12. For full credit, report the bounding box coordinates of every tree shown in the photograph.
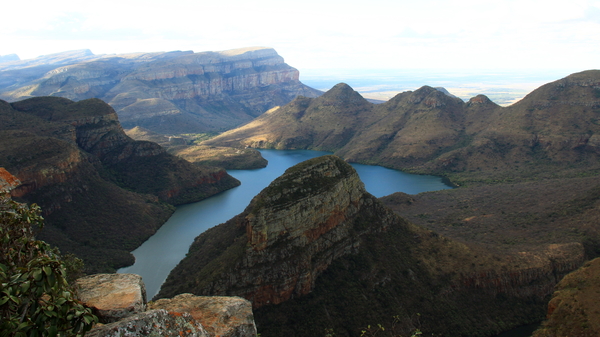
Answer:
[0,194,98,337]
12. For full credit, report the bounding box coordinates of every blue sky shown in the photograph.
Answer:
[1,0,599,72]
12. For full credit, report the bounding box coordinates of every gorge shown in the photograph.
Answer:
[2,55,600,336]
[155,155,584,337]
[119,149,453,299]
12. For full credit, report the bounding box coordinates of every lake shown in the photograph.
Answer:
[118,149,453,299]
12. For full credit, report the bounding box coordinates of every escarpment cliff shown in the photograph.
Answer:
[0,97,239,272]
[157,155,584,337]
[0,47,322,134]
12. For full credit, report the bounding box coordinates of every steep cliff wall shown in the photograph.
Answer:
[158,155,395,307]
[157,155,585,337]
[533,257,600,337]
[0,97,240,272]
[0,47,322,134]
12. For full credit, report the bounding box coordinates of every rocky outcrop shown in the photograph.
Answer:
[455,243,585,298]
[77,273,256,337]
[157,155,396,308]
[76,274,147,323]
[0,97,239,272]
[0,47,322,134]
[0,167,20,194]
[150,294,257,337]
[533,257,600,337]
[87,309,209,337]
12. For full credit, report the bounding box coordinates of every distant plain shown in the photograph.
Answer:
[300,68,582,105]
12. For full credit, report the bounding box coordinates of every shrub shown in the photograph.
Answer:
[0,195,97,336]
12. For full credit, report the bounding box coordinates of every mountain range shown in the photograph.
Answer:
[205,70,600,184]
[0,47,322,134]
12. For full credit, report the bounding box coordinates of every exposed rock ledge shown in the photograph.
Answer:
[76,273,257,337]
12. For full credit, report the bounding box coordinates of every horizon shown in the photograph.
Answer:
[1,0,599,72]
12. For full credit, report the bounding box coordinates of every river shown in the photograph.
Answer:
[118,149,453,299]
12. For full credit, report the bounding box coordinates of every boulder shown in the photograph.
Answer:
[86,309,208,337]
[76,273,146,323]
[149,293,257,337]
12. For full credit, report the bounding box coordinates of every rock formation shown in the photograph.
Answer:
[76,274,147,323]
[0,47,322,134]
[0,97,240,272]
[157,155,584,336]
[205,70,600,181]
[533,257,600,337]
[76,273,257,337]
[0,54,19,63]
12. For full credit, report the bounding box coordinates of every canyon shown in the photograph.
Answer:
[0,96,239,272]
[2,57,600,336]
[157,155,585,337]
[0,47,322,134]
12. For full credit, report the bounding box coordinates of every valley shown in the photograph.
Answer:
[1,47,600,336]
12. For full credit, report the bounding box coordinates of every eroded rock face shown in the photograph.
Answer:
[76,273,147,323]
[158,155,397,308]
[533,257,600,337]
[86,309,209,337]
[77,274,257,337]
[150,294,257,337]
[0,47,322,134]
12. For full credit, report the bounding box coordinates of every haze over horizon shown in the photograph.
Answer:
[1,0,599,73]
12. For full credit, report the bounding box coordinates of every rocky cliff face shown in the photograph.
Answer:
[533,257,600,337]
[0,47,322,134]
[0,97,240,272]
[76,273,257,337]
[158,155,395,308]
[157,155,585,337]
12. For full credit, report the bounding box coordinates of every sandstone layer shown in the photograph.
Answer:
[76,274,147,323]
[0,47,322,134]
[76,273,256,337]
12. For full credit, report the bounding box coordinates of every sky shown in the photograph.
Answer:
[1,0,599,72]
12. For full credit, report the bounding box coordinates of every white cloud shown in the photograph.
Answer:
[1,0,599,71]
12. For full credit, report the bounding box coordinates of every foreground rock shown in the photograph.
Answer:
[150,294,257,337]
[87,309,209,337]
[76,274,147,323]
[77,274,256,337]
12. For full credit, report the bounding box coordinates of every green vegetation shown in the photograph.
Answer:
[0,195,97,336]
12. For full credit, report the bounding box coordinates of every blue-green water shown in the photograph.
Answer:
[118,150,452,299]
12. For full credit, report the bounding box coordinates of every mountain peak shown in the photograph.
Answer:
[248,155,366,250]
[315,82,370,108]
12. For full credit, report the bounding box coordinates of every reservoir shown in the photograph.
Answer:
[118,149,453,299]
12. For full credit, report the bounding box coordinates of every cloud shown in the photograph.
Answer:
[1,0,599,70]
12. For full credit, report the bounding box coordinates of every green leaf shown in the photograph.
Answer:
[47,325,57,337]
[32,268,42,281]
